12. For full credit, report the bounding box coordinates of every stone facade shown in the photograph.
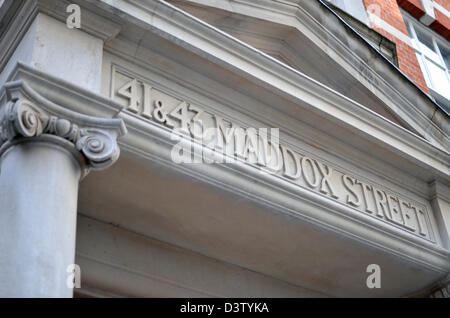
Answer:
[0,0,449,298]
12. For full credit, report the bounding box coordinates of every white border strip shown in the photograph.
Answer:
[433,1,450,19]
[367,12,414,47]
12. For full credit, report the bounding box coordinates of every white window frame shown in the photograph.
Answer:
[402,11,450,101]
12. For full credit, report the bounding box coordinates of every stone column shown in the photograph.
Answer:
[0,82,126,297]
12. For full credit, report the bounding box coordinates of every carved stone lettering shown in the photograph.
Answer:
[301,156,320,188]
[111,69,434,242]
[342,175,361,208]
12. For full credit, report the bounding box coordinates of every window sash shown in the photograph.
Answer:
[406,19,450,98]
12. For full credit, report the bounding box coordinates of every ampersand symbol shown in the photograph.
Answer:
[153,100,167,123]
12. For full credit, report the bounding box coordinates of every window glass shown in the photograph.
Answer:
[404,15,450,104]
[425,59,450,98]
[415,28,434,51]
[416,53,432,87]
[415,29,441,64]
[439,44,450,70]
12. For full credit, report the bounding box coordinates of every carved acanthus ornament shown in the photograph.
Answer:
[0,81,125,175]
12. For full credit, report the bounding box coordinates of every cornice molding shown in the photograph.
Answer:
[161,0,449,148]
[0,78,126,177]
[105,39,435,200]
[37,0,122,41]
[0,0,38,75]
[89,0,450,180]
[117,110,450,274]
[430,180,450,203]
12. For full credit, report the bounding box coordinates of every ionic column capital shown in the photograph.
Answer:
[0,80,126,177]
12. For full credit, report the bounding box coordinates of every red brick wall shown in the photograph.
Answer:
[431,10,450,40]
[397,0,425,19]
[363,0,430,93]
[434,0,450,12]
[431,0,450,40]
[398,0,450,41]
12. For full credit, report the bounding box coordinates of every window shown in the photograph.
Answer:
[405,16,450,103]
[439,44,450,74]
